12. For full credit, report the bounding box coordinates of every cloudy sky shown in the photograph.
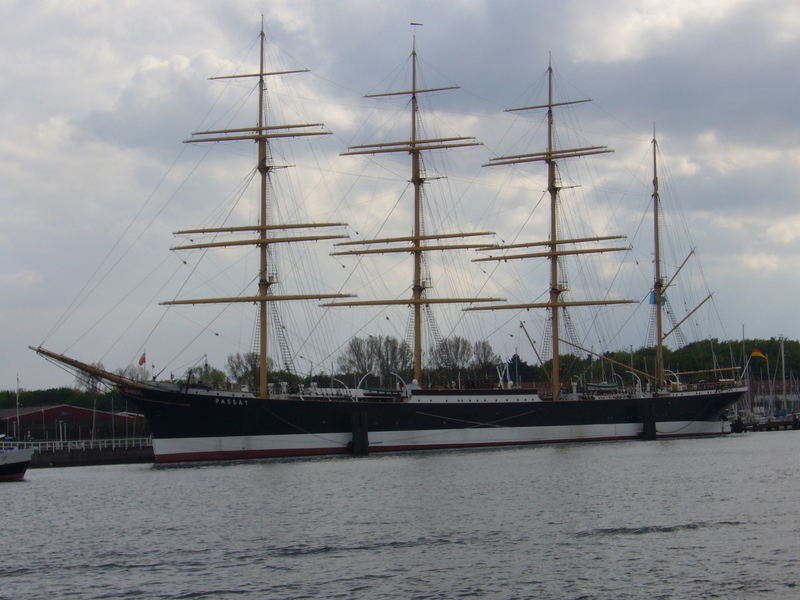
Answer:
[3,0,800,390]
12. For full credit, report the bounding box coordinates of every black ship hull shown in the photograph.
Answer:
[120,385,746,463]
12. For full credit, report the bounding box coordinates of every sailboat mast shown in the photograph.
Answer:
[546,64,561,401]
[652,135,665,389]
[161,26,348,397]
[257,28,270,399]
[411,38,424,382]
[471,61,630,399]
[331,30,494,387]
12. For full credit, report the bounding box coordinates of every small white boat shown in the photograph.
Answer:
[0,446,34,482]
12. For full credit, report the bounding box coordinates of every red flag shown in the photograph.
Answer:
[139,351,146,366]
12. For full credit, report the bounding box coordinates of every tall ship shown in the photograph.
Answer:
[33,29,746,462]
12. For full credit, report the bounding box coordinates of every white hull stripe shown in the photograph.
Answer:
[153,420,729,462]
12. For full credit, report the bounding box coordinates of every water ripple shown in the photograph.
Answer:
[575,520,743,537]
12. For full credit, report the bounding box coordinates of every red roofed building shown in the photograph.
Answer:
[0,405,148,441]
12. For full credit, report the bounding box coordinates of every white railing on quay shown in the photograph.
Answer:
[0,438,153,452]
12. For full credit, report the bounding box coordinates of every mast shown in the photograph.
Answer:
[161,27,351,399]
[650,134,717,388]
[781,335,786,412]
[469,61,632,401]
[410,34,423,381]
[652,134,665,389]
[257,28,269,399]
[326,28,501,383]
[545,63,561,400]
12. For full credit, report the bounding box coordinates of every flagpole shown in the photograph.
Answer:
[138,350,147,380]
[748,347,769,416]
[15,374,21,440]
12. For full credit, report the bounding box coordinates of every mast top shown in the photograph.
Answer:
[411,22,423,51]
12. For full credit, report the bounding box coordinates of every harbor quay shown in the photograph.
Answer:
[0,438,153,468]
[730,415,800,433]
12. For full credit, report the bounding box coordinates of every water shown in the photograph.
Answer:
[4,433,800,599]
